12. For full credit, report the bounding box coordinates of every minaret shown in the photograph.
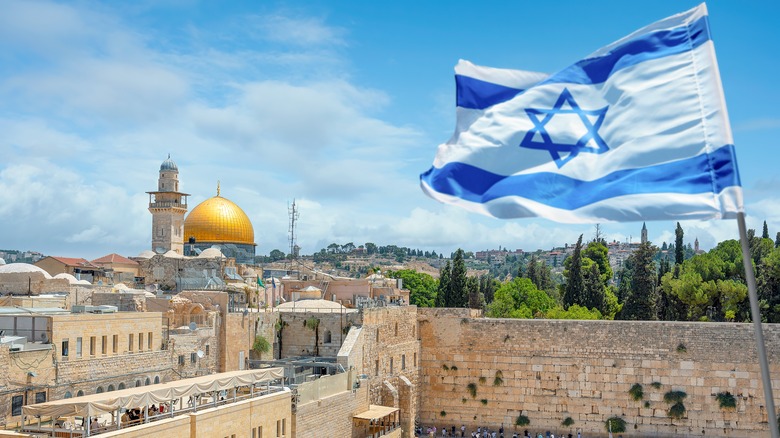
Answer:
[147,155,189,254]
[641,222,648,244]
[695,237,700,253]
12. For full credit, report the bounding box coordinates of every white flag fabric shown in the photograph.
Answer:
[420,3,743,223]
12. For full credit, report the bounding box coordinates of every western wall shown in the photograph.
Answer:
[417,308,780,437]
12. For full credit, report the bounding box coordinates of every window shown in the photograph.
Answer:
[191,353,197,363]
[61,339,69,357]
[118,383,125,390]
[128,334,134,352]
[375,360,379,376]
[77,390,84,397]
[107,385,115,392]
[35,391,46,403]
[395,322,398,336]
[90,336,96,356]
[64,391,72,399]
[135,380,141,388]
[376,328,379,342]
[402,354,406,370]
[277,420,281,437]
[253,426,263,438]
[96,386,104,394]
[76,337,82,357]
[145,378,151,386]
[414,352,417,367]
[138,333,143,351]
[11,395,23,416]
[148,332,153,350]
[390,357,394,374]
[113,335,118,353]
[283,419,286,436]
[178,355,185,366]
[324,330,332,344]
[205,345,210,356]
[101,336,107,355]
[154,376,160,384]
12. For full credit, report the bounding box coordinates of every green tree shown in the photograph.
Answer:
[436,261,450,308]
[269,249,286,261]
[621,242,659,320]
[583,240,613,284]
[449,249,468,307]
[675,223,685,265]
[545,304,602,320]
[583,262,605,312]
[486,278,556,318]
[467,276,483,309]
[479,274,498,305]
[365,242,377,255]
[388,269,438,307]
[758,247,780,322]
[763,221,770,239]
[563,235,585,309]
[775,232,780,249]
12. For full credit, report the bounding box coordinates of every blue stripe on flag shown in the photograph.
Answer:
[457,16,711,110]
[420,144,739,210]
[456,75,523,110]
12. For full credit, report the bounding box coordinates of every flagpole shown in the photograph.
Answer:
[738,212,779,438]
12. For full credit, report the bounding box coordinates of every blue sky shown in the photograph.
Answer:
[1,0,778,260]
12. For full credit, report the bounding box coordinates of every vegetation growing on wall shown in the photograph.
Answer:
[515,415,530,426]
[605,417,626,433]
[628,383,643,401]
[716,392,736,409]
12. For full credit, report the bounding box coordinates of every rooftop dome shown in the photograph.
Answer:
[160,154,178,172]
[53,273,80,284]
[198,247,225,259]
[0,258,5,265]
[184,194,255,246]
[0,263,52,278]
[137,250,156,259]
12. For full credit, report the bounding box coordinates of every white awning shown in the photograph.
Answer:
[23,368,284,419]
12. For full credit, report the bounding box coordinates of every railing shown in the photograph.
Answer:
[149,201,187,209]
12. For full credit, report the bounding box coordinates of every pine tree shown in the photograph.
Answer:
[776,232,780,249]
[563,235,585,309]
[583,262,605,311]
[675,223,684,265]
[763,221,770,239]
[467,276,483,309]
[479,274,497,304]
[449,249,468,307]
[436,261,450,308]
[621,242,659,320]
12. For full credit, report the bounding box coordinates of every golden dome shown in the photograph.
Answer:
[184,195,255,246]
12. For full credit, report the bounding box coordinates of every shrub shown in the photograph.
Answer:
[480,399,488,405]
[467,383,477,398]
[479,376,486,384]
[461,398,467,403]
[562,417,574,427]
[651,381,662,389]
[515,415,530,426]
[252,335,270,355]
[442,364,449,371]
[664,390,687,404]
[440,410,447,417]
[629,383,644,401]
[716,392,736,409]
[605,417,626,433]
[494,370,504,386]
[668,402,686,419]
[451,365,458,371]
[644,401,650,408]
[676,343,687,353]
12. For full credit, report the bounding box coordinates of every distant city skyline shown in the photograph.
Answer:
[1,1,778,260]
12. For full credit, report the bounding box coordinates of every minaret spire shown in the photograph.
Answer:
[217,181,221,196]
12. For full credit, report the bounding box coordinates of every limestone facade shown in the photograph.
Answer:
[418,309,780,437]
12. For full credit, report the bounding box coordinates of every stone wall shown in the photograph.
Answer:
[277,310,362,358]
[294,382,369,438]
[418,310,780,437]
[169,328,218,377]
[223,312,253,371]
[361,306,421,438]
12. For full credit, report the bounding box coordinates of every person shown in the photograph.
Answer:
[462,425,466,437]
[452,426,456,436]
[500,424,504,435]
[121,410,129,425]
[90,417,99,432]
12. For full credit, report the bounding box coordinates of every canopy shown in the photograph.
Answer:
[23,368,284,419]
[353,405,399,421]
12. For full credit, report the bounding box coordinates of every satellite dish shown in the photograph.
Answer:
[188,322,197,331]
[197,350,205,358]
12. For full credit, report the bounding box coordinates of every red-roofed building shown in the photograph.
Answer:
[34,256,106,284]
[91,253,141,285]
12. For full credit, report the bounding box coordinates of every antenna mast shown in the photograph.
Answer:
[287,200,300,272]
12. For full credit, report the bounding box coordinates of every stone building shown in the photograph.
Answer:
[34,257,105,284]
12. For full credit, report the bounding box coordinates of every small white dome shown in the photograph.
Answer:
[163,250,184,259]
[0,258,5,265]
[0,263,53,278]
[76,279,92,285]
[198,248,224,259]
[53,273,80,284]
[137,250,156,259]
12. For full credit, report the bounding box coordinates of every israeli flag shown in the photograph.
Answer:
[420,3,743,223]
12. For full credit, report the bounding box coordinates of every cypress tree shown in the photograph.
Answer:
[436,261,450,308]
[776,232,780,249]
[450,249,468,307]
[675,223,684,265]
[564,235,585,309]
[763,221,770,239]
[583,262,605,311]
[621,242,659,320]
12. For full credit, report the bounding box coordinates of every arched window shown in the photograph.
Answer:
[96,387,104,394]
[118,383,126,390]
[64,391,72,399]
[324,330,332,344]
[107,385,115,392]
[154,376,160,384]
[145,378,151,386]
[135,380,141,388]
[77,390,84,397]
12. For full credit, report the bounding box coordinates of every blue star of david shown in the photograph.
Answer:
[520,88,609,168]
